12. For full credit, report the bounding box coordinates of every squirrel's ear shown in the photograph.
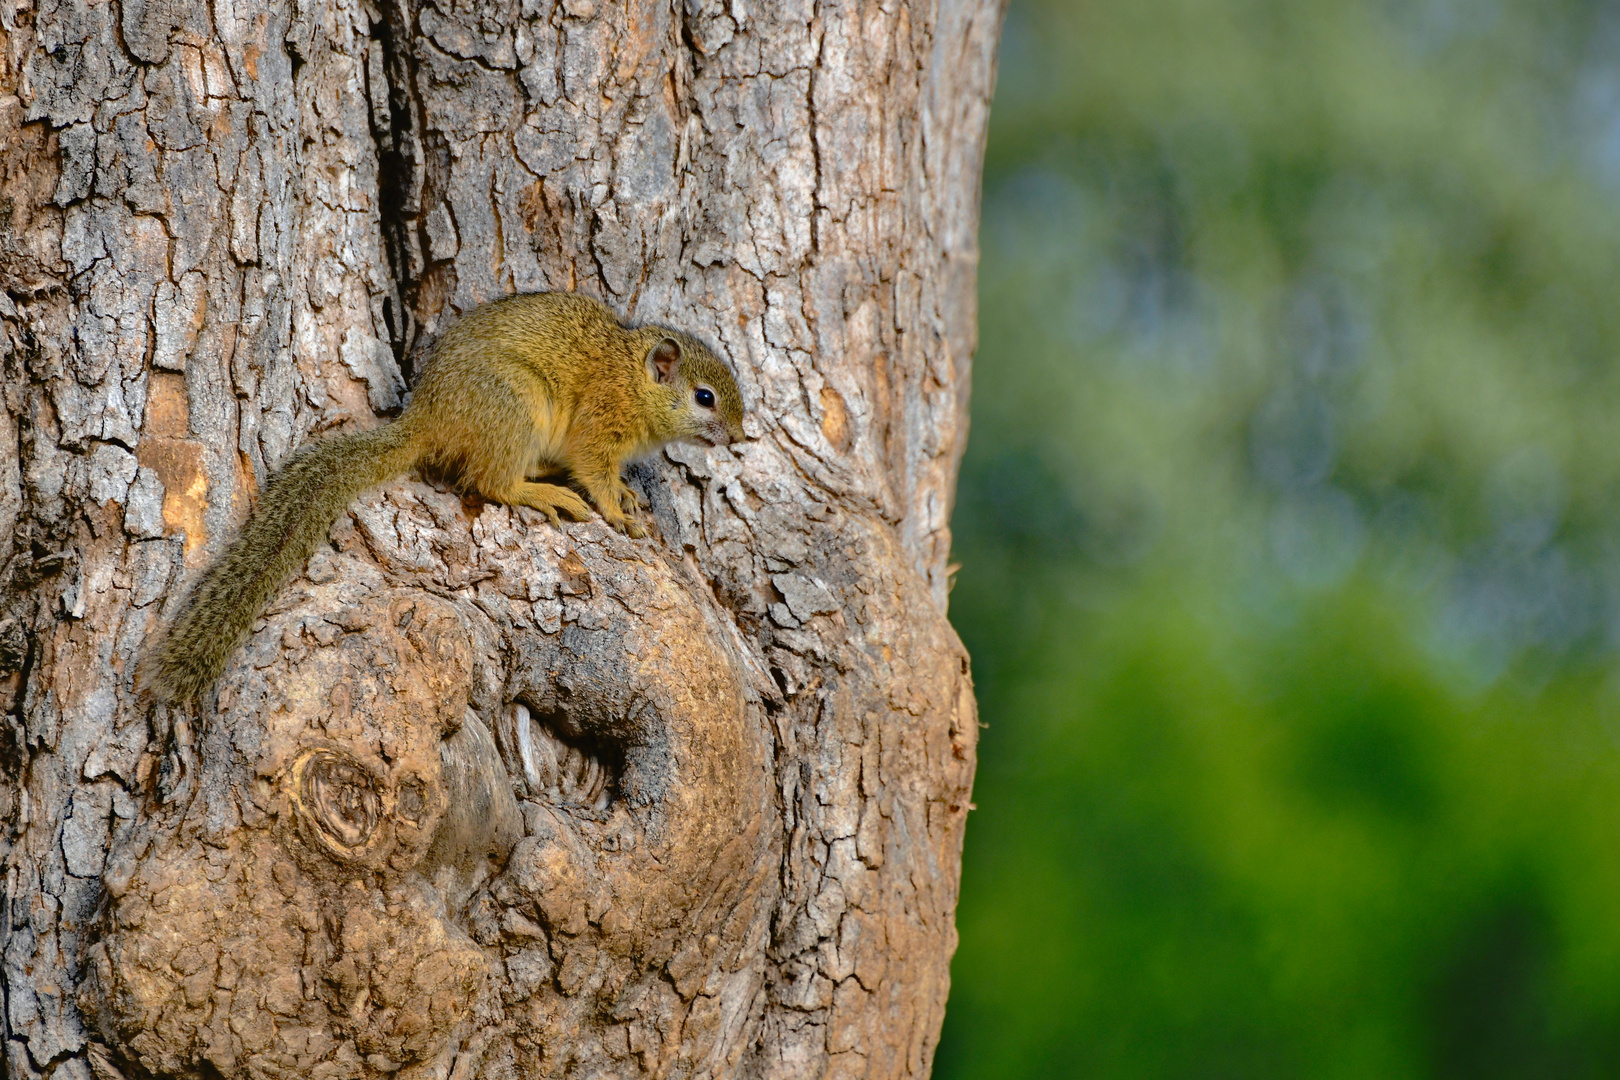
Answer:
[647,338,682,384]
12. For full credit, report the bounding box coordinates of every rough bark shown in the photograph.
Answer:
[0,0,1000,1077]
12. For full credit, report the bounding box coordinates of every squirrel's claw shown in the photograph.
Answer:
[604,510,649,539]
[617,486,646,514]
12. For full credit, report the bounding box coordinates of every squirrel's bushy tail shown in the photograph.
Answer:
[143,422,422,706]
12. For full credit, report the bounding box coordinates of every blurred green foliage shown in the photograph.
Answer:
[936,1,1620,1076]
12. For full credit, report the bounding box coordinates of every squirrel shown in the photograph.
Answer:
[141,291,745,707]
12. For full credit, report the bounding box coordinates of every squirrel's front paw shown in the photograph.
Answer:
[600,505,649,539]
[614,514,649,539]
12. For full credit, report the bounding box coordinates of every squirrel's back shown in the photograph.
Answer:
[414,293,646,404]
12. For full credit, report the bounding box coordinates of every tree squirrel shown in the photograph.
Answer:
[142,291,745,706]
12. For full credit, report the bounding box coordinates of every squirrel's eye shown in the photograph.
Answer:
[694,387,716,409]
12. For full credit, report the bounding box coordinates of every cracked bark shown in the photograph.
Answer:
[0,0,1001,1077]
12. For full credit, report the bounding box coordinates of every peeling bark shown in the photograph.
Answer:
[0,0,1001,1077]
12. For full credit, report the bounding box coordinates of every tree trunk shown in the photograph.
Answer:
[0,0,1000,1077]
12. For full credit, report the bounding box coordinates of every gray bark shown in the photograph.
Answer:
[0,1,1001,1077]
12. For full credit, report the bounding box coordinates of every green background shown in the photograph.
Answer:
[936,1,1620,1076]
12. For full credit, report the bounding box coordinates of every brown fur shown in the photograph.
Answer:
[142,292,745,706]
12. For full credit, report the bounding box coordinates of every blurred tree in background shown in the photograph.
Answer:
[937,1,1620,1077]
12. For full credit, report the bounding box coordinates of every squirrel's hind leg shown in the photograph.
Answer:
[500,481,593,528]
